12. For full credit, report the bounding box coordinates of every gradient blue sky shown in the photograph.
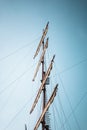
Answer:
[0,0,87,130]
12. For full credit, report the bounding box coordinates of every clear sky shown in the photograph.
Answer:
[0,0,87,130]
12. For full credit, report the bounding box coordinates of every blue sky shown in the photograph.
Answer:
[0,0,87,130]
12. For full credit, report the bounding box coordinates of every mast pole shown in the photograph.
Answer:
[29,22,58,130]
[42,40,46,130]
[42,23,49,130]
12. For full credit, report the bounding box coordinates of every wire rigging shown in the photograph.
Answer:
[49,74,67,130]
[58,95,71,130]
[0,46,34,86]
[0,36,40,62]
[59,57,87,74]
[46,50,87,130]
[60,91,87,129]
[56,69,82,130]
[3,91,38,130]
[53,57,84,130]
[51,105,57,130]
[0,67,33,112]
[0,63,35,95]
[52,102,66,130]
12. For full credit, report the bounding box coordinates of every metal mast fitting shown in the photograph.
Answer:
[32,38,49,81]
[25,124,27,130]
[34,84,58,130]
[30,55,55,114]
[33,22,49,59]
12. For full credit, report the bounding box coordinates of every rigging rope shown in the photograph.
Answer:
[59,58,87,74]
[0,36,40,62]
[60,92,87,129]
[3,92,37,130]
[56,69,82,130]
[0,63,35,95]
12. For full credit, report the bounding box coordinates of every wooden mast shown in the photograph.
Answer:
[42,39,45,130]
[30,22,58,130]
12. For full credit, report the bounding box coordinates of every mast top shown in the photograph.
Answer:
[33,22,49,59]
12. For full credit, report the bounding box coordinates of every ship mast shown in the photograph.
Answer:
[30,22,58,130]
[42,39,45,130]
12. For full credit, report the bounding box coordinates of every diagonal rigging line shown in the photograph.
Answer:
[3,93,36,130]
[0,36,40,62]
[59,58,87,74]
[53,62,82,130]
[0,47,34,86]
[52,102,66,130]
[58,95,71,130]
[52,105,58,130]
[58,75,82,130]
[60,91,87,129]
[49,76,66,130]
[0,66,33,112]
[0,64,34,95]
